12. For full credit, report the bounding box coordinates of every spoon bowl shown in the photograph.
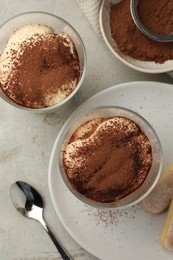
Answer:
[10,181,72,260]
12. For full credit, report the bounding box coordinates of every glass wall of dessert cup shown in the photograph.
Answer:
[0,12,86,113]
[57,106,162,209]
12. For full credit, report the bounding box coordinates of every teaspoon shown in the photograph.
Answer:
[10,181,72,260]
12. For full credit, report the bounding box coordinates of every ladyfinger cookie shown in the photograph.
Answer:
[141,164,173,214]
[160,198,173,251]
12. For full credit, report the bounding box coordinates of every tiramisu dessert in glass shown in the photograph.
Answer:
[59,107,162,209]
[0,12,86,112]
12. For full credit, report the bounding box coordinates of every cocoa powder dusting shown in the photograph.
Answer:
[82,204,141,229]
[138,0,173,35]
[110,0,173,63]
[0,33,80,108]
[64,117,152,203]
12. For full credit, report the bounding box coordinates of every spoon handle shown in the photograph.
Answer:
[46,228,72,260]
[41,219,72,260]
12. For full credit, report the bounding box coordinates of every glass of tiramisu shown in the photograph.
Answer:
[0,12,86,112]
[55,106,162,209]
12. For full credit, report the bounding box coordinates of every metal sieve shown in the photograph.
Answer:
[130,0,173,42]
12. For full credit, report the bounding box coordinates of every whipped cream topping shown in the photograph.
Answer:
[63,117,152,203]
[0,24,53,86]
[0,24,80,108]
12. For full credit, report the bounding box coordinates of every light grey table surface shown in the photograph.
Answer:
[0,1,172,260]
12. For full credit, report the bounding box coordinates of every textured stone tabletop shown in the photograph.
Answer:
[0,1,172,260]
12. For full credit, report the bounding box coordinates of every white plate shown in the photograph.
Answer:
[48,81,173,260]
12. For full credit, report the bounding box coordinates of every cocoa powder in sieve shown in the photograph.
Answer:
[110,0,173,63]
[138,0,173,35]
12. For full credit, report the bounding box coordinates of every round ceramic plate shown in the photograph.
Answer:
[48,81,173,260]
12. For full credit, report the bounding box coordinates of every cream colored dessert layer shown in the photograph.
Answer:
[0,24,53,85]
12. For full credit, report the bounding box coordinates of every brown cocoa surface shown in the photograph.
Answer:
[110,0,173,63]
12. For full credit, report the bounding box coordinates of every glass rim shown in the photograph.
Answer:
[52,105,163,210]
